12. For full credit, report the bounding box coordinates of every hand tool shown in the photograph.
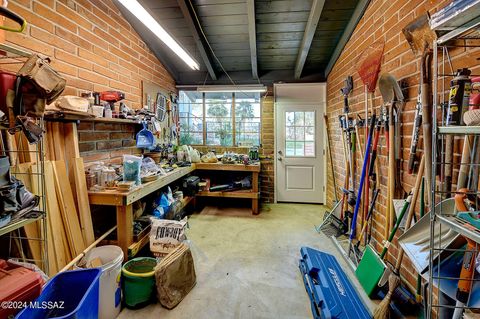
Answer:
[408,76,423,175]
[347,114,376,265]
[340,77,355,194]
[100,91,125,112]
[0,6,26,33]
[373,155,424,319]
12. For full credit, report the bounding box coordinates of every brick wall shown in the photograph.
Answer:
[3,0,175,109]
[77,121,141,164]
[325,0,455,293]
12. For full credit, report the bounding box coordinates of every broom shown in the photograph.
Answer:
[373,155,424,319]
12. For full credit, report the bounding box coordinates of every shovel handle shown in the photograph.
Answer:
[380,194,412,259]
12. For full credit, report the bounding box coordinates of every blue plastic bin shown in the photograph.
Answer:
[16,268,101,319]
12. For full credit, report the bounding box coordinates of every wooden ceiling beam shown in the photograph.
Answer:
[177,0,217,80]
[246,0,258,79]
[294,0,326,79]
[324,0,371,77]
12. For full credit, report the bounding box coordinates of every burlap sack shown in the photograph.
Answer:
[155,243,196,309]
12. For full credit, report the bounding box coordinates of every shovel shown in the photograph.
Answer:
[379,73,404,240]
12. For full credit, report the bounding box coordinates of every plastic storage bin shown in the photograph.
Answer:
[122,257,157,308]
[76,245,124,319]
[16,268,101,319]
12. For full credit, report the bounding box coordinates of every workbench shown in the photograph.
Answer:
[195,162,261,215]
[88,162,261,258]
[88,166,195,258]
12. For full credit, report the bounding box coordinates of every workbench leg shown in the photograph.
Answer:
[252,171,259,215]
[116,205,133,259]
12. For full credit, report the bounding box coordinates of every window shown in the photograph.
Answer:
[179,91,261,146]
[285,111,315,157]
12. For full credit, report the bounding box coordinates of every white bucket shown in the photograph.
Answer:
[76,245,124,319]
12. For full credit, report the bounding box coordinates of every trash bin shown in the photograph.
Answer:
[122,257,157,308]
[16,268,101,319]
[76,245,123,319]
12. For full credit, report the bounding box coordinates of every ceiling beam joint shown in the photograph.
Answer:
[177,0,217,80]
[294,0,326,79]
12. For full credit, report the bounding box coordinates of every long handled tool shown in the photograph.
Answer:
[403,14,436,206]
[324,115,338,202]
[354,189,380,258]
[347,114,376,265]
[373,155,425,319]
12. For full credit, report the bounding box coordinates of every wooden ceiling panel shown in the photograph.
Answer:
[195,3,247,16]
[203,25,249,35]
[256,22,307,33]
[201,15,249,26]
[255,11,310,24]
[255,0,313,13]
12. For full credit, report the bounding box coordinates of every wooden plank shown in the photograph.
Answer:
[257,40,302,50]
[51,122,65,161]
[197,190,259,199]
[295,0,326,79]
[52,161,85,257]
[201,14,248,26]
[257,22,307,33]
[116,205,134,258]
[128,229,150,258]
[195,162,261,172]
[195,3,247,16]
[40,162,69,273]
[73,158,95,245]
[256,12,310,24]
[252,171,259,215]
[63,123,80,203]
[255,0,312,13]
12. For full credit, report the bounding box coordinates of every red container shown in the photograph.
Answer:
[0,259,44,319]
[0,71,16,114]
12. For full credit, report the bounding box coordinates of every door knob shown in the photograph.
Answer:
[277,157,282,161]
[278,150,283,155]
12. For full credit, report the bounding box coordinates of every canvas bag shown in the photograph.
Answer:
[155,243,196,309]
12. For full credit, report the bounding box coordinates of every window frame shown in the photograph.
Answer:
[179,91,262,147]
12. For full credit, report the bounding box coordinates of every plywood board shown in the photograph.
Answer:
[73,157,95,245]
[52,161,85,256]
[51,122,65,161]
[63,123,80,203]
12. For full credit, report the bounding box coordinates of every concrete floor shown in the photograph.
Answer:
[118,203,373,319]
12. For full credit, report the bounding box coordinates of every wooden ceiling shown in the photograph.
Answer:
[119,0,368,85]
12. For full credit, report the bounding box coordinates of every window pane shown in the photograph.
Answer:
[179,91,204,145]
[235,93,261,146]
[305,142,315,156]
[294,112,304,126]
[286,112,294,126]
[295,127,305,141]
[305,127,314,141]
[295,142,305,156]
[286,141,295,156]
[305,112,315,126]
[205,93,233,146]
[286,127,295,140]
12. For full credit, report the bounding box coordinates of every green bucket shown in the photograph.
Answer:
[122,257,157,308]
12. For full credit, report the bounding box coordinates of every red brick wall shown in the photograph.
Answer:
[77,121,141,164]
[4,0,176,109]
[325,0,451,293]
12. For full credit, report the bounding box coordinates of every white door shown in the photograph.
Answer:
[275,83,326,203]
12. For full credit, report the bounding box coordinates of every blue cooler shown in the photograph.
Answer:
[16,268,101,319]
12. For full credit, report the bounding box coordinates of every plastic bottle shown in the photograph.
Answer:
[104,104,112,118]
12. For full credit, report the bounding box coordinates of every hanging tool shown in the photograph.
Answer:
[324,115,338,202]
[415,177,425,303]
[0,6,26,33]
[347,114,376,265]
[353,189,380,258]
[340,76,354,194]
[402,14,437,207]
[100,91,125,113]
[408,81,423,175]
[339,115,350,221]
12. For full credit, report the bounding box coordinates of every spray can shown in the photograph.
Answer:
[469,77,480,110]
[447,68,472,126]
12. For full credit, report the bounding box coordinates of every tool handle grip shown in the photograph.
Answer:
[0,6,26,33]
[407,155,416,175]
[343,96,349,113]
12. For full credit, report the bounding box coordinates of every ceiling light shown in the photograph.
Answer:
[116,0,200,70]
[196,85,267,93]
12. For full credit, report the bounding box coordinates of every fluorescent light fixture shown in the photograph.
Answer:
[196,85,267,93]
[116,0,200,70]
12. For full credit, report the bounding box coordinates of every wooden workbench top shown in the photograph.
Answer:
[195,162,261,172]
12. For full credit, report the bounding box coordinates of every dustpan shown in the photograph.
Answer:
[136,121,154,149]
[398,198,462,274]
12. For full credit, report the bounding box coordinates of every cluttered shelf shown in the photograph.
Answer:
[44,113,142,125]
[195,162,261,172]
[88,165,195,206]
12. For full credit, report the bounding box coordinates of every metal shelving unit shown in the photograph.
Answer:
[429,8,480,318]
[0,43,48,274]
